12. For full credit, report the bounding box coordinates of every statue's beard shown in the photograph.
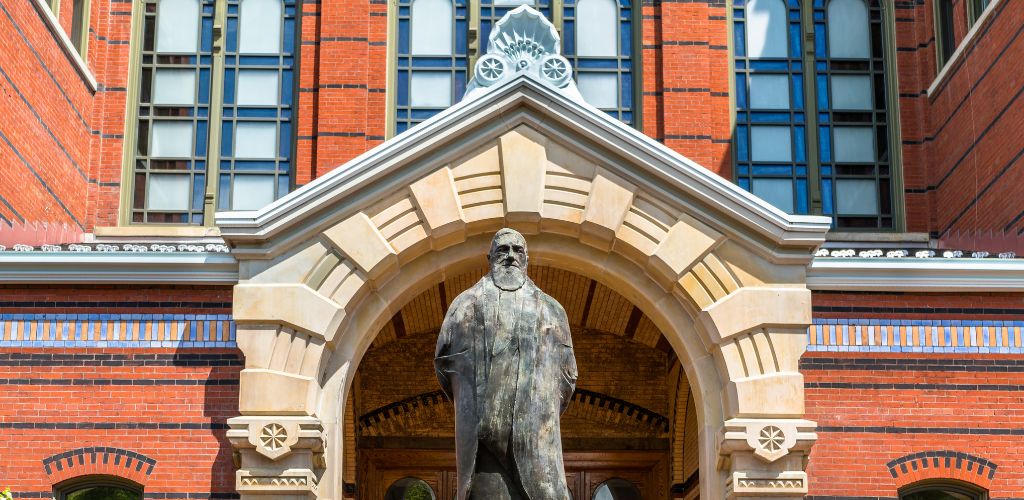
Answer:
[491,264,526,291]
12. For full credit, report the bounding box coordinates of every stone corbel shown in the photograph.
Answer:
[718,418,817,499]
[228,416,325,499]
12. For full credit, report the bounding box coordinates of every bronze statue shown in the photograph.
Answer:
[435,228,578,500]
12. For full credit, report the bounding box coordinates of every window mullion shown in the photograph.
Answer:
[204,0,229,225]
[469,0,481,65]
[801,1,822,216]
[552,0,563,34]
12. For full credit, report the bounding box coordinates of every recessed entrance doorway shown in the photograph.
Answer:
[347,266,698,499]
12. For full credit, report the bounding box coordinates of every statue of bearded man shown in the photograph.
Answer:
[435,228,578,500]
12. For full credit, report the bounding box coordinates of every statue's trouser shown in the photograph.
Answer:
[468,443,526,500]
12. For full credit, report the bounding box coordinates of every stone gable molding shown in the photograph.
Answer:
[216,78,830,264]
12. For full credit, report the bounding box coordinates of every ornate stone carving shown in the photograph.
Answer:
[719,419,816,499]
[228,416,324,499]
[259,423,289,453]
[463,6,585,104]
[721,418,816,463]
[756,425,786,455]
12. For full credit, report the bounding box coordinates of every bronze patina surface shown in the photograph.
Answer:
[435,228,578,500]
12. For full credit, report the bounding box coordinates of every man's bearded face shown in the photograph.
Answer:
[488,231,528,291]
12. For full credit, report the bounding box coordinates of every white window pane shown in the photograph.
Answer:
[237,70,280,106]
[153,69,196,106]
[232,176,277,210]
[240,0,283,54]
[828,0,870,58]
[578,73,618,109]
[750,126,792,162]
[746,0,787,58]
[836,179,878,215]
[831,75,873,110]
[156,0,200,53]
[834,126,875,162]
[410,72,452,107]
[150,121,193,158]
[749,74,790,109]
[576,0,618,57]
[147,174,191,210]
[752,178,795,213]
[235,122,277,158]
[411,0,453,56]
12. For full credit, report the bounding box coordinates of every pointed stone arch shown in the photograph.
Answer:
[220,79,827,499]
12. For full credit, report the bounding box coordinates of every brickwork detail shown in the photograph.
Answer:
[42,447,156,486]
[887,450,997,490]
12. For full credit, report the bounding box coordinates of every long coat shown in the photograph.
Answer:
[435,276,578,500]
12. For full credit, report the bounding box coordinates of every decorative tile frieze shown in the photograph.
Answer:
[807,318,1024,353]
[0,313,235,348]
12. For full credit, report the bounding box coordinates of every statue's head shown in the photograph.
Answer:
[488,228,528,291]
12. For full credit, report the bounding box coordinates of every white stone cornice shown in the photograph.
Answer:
[0,252,238,284]
[807,257,1024,292]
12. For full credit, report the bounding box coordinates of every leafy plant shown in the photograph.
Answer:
[2,487,13,500]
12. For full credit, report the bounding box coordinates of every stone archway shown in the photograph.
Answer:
[220,116,824,499]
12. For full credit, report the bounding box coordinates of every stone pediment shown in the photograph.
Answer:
[216,75,829,263]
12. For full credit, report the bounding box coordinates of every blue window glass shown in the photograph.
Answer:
[219,0,295,211]
[131,0,215,224]
[396,0,469,133]
[733,0,807,215]
[563,0,634,124]
[815,0,893,229]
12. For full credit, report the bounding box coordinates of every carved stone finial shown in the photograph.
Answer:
[463,6,585,104]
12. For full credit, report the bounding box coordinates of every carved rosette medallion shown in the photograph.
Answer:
[259,423,289,452]
[757,425,786,454]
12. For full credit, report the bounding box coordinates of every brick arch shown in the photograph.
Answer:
[42,447,156,487]
[224,121,825,499]
[889,451,998,491]
[368,265,670,352]
[357,388,670,438]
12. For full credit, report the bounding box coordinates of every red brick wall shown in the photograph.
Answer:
[803,351,1024,497]
[895,0,1024,244]
[0,347,241,498]
[0,285,237,498]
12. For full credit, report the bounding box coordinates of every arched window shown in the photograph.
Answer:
[827,0,870,58]
[390,0,638,131]
[900,480,988,500]
[395,0,468,133]
[56,476,142,500]
[734,0,898,230]
[733,0,806,215]
[385,477,436,500]
[592,478,642,500]
[815,0,894,229]
[745,0,787,58]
